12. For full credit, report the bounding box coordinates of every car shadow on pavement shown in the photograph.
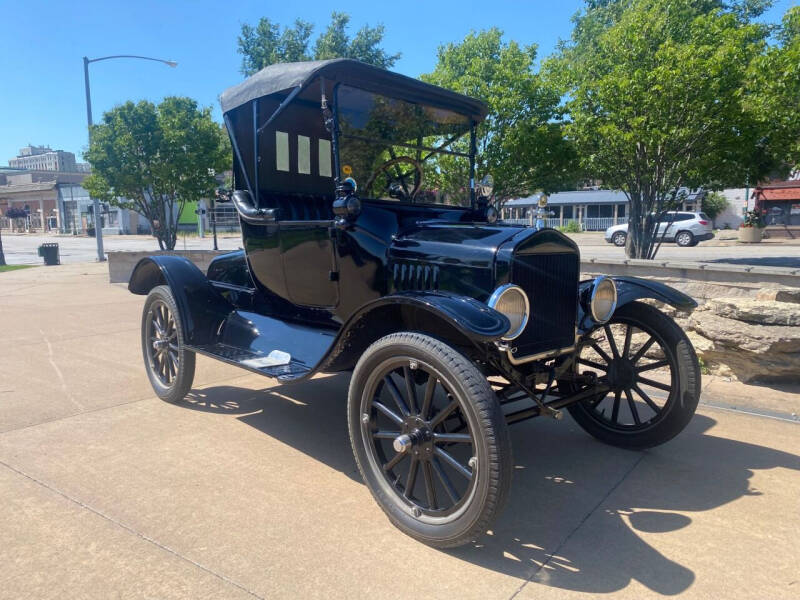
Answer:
[181,377,800,596]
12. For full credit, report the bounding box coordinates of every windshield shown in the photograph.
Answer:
[335,85,473,206]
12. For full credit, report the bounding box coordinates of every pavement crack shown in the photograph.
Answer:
[39,328,84,411]
[0,460,267,600]
[508,452,647,600]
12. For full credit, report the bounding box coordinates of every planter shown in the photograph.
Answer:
[738,226,763,243]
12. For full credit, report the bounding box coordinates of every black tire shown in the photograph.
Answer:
[564,302,700,450]
[348,332,512,548]
[141,285,195,403]
[612,231,627,247]
[675,230,694,247]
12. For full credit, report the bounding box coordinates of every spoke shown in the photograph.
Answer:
[169,343,179,352]
[625,388,641,425]
[622,325,633,359]
[404,457,419,499]
[636,359,669,373]
[630,337,656,364]
[383,451,407,472]
[152,318,165,338]
[384,375,410,417]
[589,391,609,408]
[421,375,436,420]
[604,325,620,358]
[423,461,437,510]
[429,398,459,429]
[373,401,403,426]
[638,376,672,392]
[578,358,608,371]
[434,447,472,480]
[168,351,178,377]
[633,383,661,413]
[431,457,460,504]
[372,430,402,439]
[433,433,472,444]
[611,390,621,423]
[588,340,613,364]
[403,367,417,414]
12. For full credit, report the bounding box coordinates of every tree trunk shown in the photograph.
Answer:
[0,228,6,266]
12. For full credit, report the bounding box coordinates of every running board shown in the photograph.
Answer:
[188,309,337,382]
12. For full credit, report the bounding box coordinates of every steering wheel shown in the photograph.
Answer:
[364,156,424,201]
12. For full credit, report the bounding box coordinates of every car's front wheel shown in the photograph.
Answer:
[562,302,700,449]
[141,285,195,403]
[612,231,627,247]
[348,332,512,548]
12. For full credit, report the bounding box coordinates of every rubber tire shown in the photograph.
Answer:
[612,231,627,247]
[348,332,512,548]
[141,285,196,403]
[566,302,700,450]
[675,231,694,247]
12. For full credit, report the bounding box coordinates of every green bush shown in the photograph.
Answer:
[557,221,582,233]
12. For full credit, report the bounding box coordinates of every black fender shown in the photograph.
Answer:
[321,292,510,372]
[578,275,696,332]
[128,256,234,346]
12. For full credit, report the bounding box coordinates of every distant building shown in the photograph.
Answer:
[753,180,800,238]
[8,145,78,172]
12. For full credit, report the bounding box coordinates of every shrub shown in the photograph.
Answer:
[557,221,582,233]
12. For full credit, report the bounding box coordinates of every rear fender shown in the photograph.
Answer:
[322,292,510,372]
[128,256,233,345]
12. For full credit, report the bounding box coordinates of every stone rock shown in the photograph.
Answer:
[685,311,800,383]
[697,298,800,327]
[755,288,800,305]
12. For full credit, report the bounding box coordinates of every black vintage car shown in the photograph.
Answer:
[129,59,701,548]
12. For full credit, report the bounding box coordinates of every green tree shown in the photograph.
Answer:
[84,97,229,250]
[701,191,729,224]
[551,0,781,259]
[237,12,400,76]
[422,29,577,203]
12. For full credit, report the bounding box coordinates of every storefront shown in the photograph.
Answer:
[753,181,800,237]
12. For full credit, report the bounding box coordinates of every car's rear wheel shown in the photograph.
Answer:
[612,231,627,247]
[561,302,700,449]
[141,285,195,403]
[675,231,694,247]
[348,332,512,548]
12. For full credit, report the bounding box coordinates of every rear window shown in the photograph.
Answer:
[699,213,710,220]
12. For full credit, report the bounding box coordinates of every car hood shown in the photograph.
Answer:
[388,222,523,300]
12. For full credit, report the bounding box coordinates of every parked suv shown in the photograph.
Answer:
[605,211,714,247]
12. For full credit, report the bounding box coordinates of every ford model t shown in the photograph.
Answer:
[129,59,701,548]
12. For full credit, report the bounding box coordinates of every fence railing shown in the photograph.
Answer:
[500,216,628,231]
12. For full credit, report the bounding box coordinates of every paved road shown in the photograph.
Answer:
[0,262,798,599]
[2,230,800,267]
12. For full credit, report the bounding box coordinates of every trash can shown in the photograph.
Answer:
[37,243,60,266]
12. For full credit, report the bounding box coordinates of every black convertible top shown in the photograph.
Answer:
[219,58,488,120]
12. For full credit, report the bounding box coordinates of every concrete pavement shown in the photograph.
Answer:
[1,263,798,599]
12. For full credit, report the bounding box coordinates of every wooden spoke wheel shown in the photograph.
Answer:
[348,332,512,547]
[563,301,700,449]
[141,285,195,403]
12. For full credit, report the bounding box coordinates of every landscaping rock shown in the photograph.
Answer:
[755,288,800,305]
[685,310,800,383]
[698,298,800,327]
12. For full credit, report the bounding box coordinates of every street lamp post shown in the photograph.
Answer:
[83,55,177,262]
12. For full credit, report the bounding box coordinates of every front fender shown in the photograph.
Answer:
[612,276,697,311]
[320,292,510,372]
[128,256,233,346]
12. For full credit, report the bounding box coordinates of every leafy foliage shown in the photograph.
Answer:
[701,191,729,222]
[84,97,229,250]
[422,29,577,203]
[237,12,400,76]
[741,209,765,228]
[550,0,789,258]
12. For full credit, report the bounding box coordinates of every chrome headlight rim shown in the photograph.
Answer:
[590,276,618,323]
[487,283,530,341]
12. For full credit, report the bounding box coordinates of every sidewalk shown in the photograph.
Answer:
[1,262,798,599]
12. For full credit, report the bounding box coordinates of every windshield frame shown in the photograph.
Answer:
[331,82,477,208]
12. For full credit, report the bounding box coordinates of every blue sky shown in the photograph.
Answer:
[0,0,795,165]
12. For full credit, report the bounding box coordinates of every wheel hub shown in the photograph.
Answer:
[395,416,433,453]
[606,358,636,390]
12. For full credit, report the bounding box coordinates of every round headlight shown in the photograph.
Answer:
[488,284,529,340]
[590,276,617,323]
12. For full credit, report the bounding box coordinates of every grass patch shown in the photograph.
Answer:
[0,264,35,273]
